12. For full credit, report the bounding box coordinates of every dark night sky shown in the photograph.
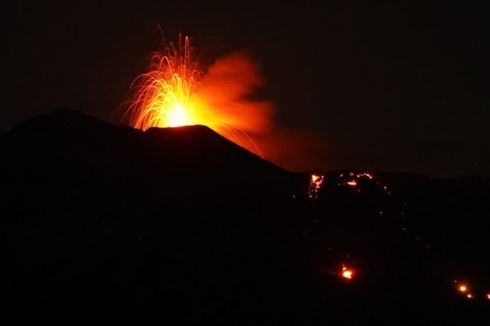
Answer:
[1,1,489,176]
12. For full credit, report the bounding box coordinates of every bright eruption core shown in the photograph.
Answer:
[124,35,274,156]
[341,265,355,280]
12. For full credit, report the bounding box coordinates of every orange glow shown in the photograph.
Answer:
[308,173,325,199]
[458,285,468,293]
[125,35,199,129]
[336,172,391,193]
[341,265,354,280]
[124,34,274,156]
[356,172,374,179]
[466,293,474,299]
[346,180,357,187]
[166,102,190,127]
[342,270,353,279]
[486,293,490,300]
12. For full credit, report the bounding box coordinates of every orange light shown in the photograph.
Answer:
[356,172,374,180]
[308,173,325,199]
[166,102,191,127]
[346,180,357,187]
[486,293,490,300]
[341,265,354,280]
[458,285,468,293]
[466,293,474,299]
[125,34,274,157]
[311,174,323,184]
[342,270,353,279]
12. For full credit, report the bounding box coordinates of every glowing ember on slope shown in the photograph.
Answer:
[341,265,355,280]
[124,34,274,156]
[346,180,358,187]
[335,171,390,194]
[454,281,475,299]
[458,284,468,293]
[342,269,353,280]
[453,280,490,301]
[356,172,374,180]
[307,171,392,199]
[308,173,325,199]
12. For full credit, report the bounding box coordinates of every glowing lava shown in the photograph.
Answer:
[458,285,468,293]
[167,102,191,127]
[346,180,358,187]
[308,173,325,199]
[124,34,274,156]
[341,265,355,280]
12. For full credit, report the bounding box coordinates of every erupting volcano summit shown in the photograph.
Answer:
[124,34,274,157]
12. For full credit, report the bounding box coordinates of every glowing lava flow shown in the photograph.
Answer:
[454,281,476,300]
[124,34,274,156]
[341,265,355,280]
[308,173,325,199]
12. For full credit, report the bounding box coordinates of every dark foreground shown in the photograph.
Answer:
[1,110,489,323]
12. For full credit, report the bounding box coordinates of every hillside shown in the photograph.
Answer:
[1,109,489,323]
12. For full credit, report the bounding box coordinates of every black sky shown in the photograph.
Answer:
[1,1,489,176]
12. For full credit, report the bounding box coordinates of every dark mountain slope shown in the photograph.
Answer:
[0,109,303,321]
[1,109,489,323]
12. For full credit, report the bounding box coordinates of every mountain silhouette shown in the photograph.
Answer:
[1,109,489,323]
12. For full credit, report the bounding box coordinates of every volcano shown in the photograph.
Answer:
[1,109,489,323]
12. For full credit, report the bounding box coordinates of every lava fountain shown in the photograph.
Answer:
[124,34,274,156]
